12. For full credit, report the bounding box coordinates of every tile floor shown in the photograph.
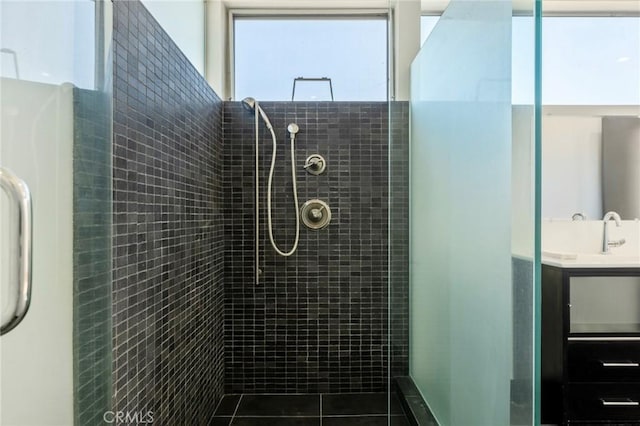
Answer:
[209,393,410,425]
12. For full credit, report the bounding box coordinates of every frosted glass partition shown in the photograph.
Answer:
[1,1,112,424]
[408,1,537,424]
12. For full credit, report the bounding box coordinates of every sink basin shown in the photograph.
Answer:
[543,251,640,267]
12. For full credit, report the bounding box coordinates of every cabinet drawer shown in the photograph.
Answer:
[568,342,640,382]
[566,383,640,422]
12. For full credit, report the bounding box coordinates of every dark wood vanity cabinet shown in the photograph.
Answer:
[542,265,640,425]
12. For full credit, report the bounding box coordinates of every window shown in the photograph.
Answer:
[541,17,639,105]
[512,16,640,105]
[423,15,640,105]
[233,17,388,101]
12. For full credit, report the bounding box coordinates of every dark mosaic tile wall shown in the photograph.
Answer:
[73,87,112,425]
[389,102,410,378]
[112,0,224,423]
[223,101,409,393]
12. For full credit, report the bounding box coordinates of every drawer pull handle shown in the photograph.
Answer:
[601,399,639,407]
[601,361,639,368]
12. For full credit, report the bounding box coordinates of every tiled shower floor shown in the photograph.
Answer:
[209,393,410,425]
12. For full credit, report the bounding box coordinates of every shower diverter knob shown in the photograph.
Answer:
[301,199,331,230]
[303,154,326,175]
[310,207,324,221]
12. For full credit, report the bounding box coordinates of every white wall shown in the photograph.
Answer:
[206,0,228,98]
[392,0,421,100]
[542,114,603,220]
[142,0,206,75]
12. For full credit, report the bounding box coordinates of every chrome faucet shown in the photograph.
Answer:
[572,212,586,221]
[602,211,626,254]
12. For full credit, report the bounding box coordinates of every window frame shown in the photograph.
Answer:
[228,9,390,101]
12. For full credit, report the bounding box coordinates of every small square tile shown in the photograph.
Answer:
[112,0,226,423]
[222,102,407,393]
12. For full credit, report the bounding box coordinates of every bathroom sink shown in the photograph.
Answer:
[543,251,640,268]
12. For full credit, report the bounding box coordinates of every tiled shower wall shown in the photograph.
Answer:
[111,1,225,423]
[73,88,112,425]
[389,102,410,379]
[109,0,410,412]
[223,102,409,393]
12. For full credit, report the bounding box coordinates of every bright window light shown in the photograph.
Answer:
[512,16,640,105]
[420,15,440,46]
[541,17,640,105]
[234,17,388,101]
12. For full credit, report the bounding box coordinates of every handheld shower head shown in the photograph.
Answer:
[242,97,256,112]
[242,97,273,130]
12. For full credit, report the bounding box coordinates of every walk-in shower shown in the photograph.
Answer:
[242,97,301,283]
[0,0,551,423]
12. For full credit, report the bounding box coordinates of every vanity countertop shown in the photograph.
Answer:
[542,251,640,268]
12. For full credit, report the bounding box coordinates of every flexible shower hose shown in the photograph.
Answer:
[265,124,300,256]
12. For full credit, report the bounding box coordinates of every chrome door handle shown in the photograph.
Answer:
[0,167,33,335]
[601,361,639,368]
[601,399,639,407]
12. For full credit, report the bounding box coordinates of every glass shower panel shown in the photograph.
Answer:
[408,1,538,424]
[0,1,112,424]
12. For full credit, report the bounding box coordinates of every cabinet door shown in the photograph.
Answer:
[570,276,640,334]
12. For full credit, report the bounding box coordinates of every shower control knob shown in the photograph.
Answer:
[304,154,326,175]
[310,208,323,221]
[301,199,331,230]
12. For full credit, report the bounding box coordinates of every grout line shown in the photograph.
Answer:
[229,394,243,425]
[315,392,388,395]
[212,395,226,417]
[322,414,390,417]
[228,415,394,418]
[222,393,404,422]
[231,415,320,418]
[227,392,387,396]
[230,392,324,396]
